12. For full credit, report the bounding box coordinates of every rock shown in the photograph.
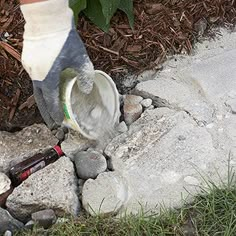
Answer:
[123,94,143,105]
[122,95,144,125]
[140,98,152,108]
[116,121,128,133]
[31,209,57,229]
[61,129,95,161]
[105,108,224,214]
[74,151,107,180]
[146,105,154,110]
[25,220,35,229]
[0,172,12,207]
[52,126,68,142]
[194,18,207,36]
[0,124,58,173]
[55,217,69,224]
[82,172,128,215]
[0,173,11,195]
[3,231,12,236]
[0,208,24,233]
[7,156,79,222]
[123,103,143,125]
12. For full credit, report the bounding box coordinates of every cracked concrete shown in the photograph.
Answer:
[85,28,236,215]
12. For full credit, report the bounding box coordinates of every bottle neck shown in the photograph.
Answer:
[53,145,64,156]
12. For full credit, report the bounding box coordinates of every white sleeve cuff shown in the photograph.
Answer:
[20,0,73,39]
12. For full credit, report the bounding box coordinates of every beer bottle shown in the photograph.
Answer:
[9,146,64,187]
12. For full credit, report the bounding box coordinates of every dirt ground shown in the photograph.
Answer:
[0,0,235,131]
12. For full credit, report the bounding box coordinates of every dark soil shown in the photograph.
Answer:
[0,0,235,131]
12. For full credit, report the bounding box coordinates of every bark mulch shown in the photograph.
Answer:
[0,0,235,131]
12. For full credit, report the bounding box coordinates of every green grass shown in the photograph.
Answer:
[17,168,236,236]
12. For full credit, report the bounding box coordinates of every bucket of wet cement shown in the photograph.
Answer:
[60,69,120,140]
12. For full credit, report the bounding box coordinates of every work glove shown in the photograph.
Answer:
[20,0,95,139]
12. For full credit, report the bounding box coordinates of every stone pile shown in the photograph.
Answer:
[0,93,151,234]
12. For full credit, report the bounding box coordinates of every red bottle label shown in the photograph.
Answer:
[19,161,45,182]
[20,169,31,181]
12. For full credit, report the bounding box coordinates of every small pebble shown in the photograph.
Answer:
[146,105,154,110]
[117,121,128,133]
[4,231,12,236]
[4,32,10,38]
[0,173,11,195]
[124,95,143,105]
[25,220,35,230]
[31,209,57,229]
[52,127,68,141]
[140,98,152,108]
[194,18,207,36]
[74,150,107,180]
[0,172,12,207]
[55,218,69,224]
[124,103,143,125]
[27,139,33,143]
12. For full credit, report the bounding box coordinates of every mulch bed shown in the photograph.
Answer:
[0,0,235,131]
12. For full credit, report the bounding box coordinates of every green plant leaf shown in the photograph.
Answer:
[84,0,110,32]
[118,0,134,29]
[69,0,87,25]
[99,0,121,24]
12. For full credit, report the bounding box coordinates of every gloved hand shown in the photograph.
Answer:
[20,0,95,137]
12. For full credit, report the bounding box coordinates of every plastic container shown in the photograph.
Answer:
[60,69,120,140]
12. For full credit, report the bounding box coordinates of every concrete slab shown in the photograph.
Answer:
[105,109,235,214]
[101,29,236,215]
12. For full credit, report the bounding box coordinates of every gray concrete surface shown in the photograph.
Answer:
[100,29,236,215]
[82,171,128,215]
[6,156,79,222]
[0,124,58,173]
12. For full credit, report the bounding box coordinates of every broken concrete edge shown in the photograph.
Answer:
[131,80,216,127]
[81,171,130,216]
[13,162,233,220]
[88,164,236,218]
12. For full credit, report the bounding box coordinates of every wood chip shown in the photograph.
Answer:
[0,41,21,62]
[127,45,142,52]
[9,88,21,121]
[19,95,35,110]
